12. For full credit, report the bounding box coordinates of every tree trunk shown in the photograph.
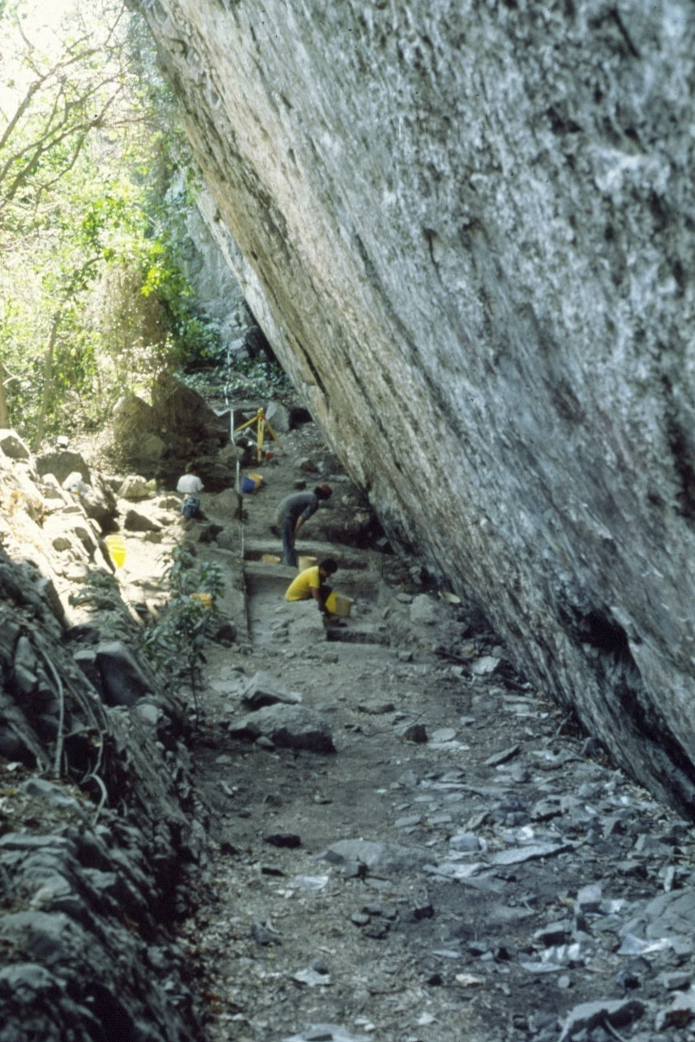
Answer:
[33,312,61,453]
[0,359,10,429]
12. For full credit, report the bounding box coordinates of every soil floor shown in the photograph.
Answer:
[121,417,695,1042]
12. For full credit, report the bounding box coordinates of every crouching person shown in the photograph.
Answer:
[285,558,340,626]
[177,462,205,520]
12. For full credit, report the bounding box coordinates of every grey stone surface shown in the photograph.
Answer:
[0,430,31,461]
[95,640,157,707]
[239,670,302,710]
[320,839,427,875]
[0,524,205,1040]
[558,998,646,1041]
[135,0,695,817]
[229,703,336,752]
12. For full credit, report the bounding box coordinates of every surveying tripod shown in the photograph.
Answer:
[233,408,285,462]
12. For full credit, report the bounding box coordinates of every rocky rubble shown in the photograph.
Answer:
[182,636,695,1042]
[166,421,695,1042]
[0,428,213,1040]
[3,406,695,1042]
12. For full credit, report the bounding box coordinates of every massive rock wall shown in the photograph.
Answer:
[137,0,695,814]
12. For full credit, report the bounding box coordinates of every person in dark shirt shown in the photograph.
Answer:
[274,484,332,566]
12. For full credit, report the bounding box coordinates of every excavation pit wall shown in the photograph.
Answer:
[242,545,389,654]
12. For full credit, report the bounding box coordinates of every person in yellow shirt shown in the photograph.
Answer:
[285,558,339,623]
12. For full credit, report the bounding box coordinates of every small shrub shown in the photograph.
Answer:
[140,544,224,719]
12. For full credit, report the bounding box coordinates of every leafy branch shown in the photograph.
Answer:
[140,544,225,721]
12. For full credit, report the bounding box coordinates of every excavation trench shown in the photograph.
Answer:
[242,544,387,653]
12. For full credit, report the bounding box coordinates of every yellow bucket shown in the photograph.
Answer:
[190,592,213,608]
[104,535,126,569]
[298,555,318,572]
[325,591,353,618]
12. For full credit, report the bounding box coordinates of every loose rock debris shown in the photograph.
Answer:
[172,420,695,1042]
[2,414,691,1041]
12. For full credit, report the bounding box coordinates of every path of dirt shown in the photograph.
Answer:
[122,417,695,1042]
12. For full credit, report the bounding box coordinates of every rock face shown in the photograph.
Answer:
[0,438,207,1039]
[138,2,695,814]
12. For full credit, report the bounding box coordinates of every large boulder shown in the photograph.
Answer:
[150,372,228,446]
[112,393,155,445]
[36,449,91,486]
[0,430,30,461]
[94,640,158,708]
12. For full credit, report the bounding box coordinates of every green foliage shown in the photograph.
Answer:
[67,568,121,609]
[180,355,292,403]
[140,544,224,717]
[0,0,221,443]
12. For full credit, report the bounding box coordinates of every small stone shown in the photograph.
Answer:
[251,918,282,945]
[484,744,520,767]
[449,831,480,853]
[470,655,501,675]
[534,920,573,946]
[293,967,332,987]
[659,971,692,991]
[431,727,457,743]
[411,600,441,629]
[510,765,531,783]
[357,701,396,715]
[558,998,645,1042]
[351,912,370,926]
[575,883,603,914]
[400,723,428,743]
[395,815,422,828]
[363,920,390,939]
[264,833,301,848]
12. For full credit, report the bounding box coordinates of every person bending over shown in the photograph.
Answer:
[274,484,332,567]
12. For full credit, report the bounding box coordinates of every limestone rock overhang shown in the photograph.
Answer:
[136,0,695,817]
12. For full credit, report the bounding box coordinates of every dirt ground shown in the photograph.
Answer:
[115,414,695,1042]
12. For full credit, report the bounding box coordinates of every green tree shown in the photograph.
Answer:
[0,0,219,446]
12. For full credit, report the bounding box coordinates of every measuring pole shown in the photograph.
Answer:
[231,408,244,560]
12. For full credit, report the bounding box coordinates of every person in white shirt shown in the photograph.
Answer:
[176,463,204,519]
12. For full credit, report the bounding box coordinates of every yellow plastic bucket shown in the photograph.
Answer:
[298,555,318,572]
[104,535,126,569]
[325,591,354,618]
